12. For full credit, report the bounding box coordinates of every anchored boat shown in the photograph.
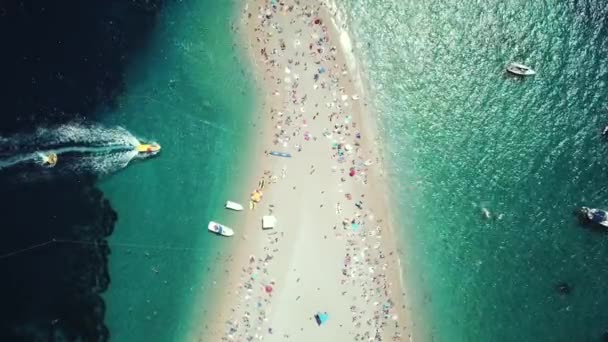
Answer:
[506,62,536,76]
[579,207,608,228]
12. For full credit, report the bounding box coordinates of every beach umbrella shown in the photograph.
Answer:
[265,285,273,294]
[314,312,329,326]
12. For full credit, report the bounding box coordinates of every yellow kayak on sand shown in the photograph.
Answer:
[136,142,161,155]
[251,190,263,203]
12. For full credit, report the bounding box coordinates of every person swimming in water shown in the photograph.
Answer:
[481,207,491,219]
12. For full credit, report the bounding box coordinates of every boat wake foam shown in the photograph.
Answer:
[0,124,150,180]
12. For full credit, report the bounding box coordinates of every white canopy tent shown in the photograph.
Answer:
[262,215,277,229]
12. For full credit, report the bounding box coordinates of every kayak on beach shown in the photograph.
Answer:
[269,151,292,158]
[225,201,244,211]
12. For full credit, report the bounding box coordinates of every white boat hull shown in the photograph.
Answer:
[225,201,244,211]
[208,221,234,236]
[580,207,608,228]
[506,63,536,76]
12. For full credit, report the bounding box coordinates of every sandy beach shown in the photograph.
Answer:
[199,1,413,341]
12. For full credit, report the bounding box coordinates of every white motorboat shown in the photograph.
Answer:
[208,221,234,236]
[506,62,536,76]
[225,201,244,211]
[579,207,608,228]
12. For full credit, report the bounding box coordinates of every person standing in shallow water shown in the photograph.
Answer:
[556,282,572,295]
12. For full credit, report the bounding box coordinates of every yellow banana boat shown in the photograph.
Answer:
[41,153,58,167]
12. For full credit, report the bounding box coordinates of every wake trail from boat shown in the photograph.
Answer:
[0,124,152,179]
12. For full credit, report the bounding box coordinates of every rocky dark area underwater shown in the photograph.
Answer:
[0,1,164,340]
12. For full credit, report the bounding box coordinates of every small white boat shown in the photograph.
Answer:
[225,201,244,211]
[579,207,608,228]
[208,221,234,237]
[506,63,536,76]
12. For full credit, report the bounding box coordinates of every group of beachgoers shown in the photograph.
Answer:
[214,1,408,341]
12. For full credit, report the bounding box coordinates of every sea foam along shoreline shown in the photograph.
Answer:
[197,0,416,341]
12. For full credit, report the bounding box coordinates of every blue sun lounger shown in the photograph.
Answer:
[314,312,329,326]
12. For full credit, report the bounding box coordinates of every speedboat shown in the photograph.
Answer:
[579,207,608,227]
[506,63,536,76]
[208,221,234,237]
[136,142,161,155]
[40,152,58,167]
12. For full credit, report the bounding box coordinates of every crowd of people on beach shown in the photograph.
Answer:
[214,1,409,341]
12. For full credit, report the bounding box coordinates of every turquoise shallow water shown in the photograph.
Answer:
[340,0,608,341]
[98,1,253,341]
